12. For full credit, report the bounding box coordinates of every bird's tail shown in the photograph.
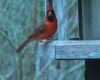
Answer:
[16,39,30,53]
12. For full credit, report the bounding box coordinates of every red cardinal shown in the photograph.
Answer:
[16,5,57,53]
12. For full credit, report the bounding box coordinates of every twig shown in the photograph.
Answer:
[19,55,23,80]
[0,30,16,49]
[35,59,53,79]
[58,61,85,80]
[5,67,15,79]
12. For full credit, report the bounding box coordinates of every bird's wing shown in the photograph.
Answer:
[28,22,47,39]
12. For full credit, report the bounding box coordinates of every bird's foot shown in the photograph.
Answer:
[40,39,48,43]
[40,39,52,51]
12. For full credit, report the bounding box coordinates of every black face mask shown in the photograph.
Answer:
[47,10,55,21]
[47,16,54,21]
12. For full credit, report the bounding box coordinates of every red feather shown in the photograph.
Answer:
[16,4,57,53]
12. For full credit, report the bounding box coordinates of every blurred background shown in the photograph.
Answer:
[0,0,85,80]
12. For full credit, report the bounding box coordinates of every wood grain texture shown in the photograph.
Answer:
[55,40,100,59]
[39,40,100,59]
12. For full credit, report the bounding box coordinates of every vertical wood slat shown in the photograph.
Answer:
[54,0,69,70]
[55,0,68,40]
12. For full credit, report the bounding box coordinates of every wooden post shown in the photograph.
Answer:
[55,0,68,40]
[82,0,100,80]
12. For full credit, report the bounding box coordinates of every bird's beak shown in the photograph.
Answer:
[48,11,53,16]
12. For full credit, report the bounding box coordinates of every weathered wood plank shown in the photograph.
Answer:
[55,40,100,59]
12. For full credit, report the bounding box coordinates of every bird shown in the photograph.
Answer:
[16,5,57,53]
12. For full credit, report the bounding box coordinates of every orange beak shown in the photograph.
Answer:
[48,11,53,16]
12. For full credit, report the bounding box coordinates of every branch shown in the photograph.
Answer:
[0,30,16,49]
[35,59,53,78]
[5,67,15,79]
[58,62,84,80]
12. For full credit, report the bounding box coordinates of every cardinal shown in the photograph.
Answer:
[16,4,57,53]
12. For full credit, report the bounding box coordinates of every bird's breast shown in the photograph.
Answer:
[45,21,57,36]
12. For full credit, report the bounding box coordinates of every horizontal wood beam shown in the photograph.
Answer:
[39,40,100,59]
[55,40,100,59]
